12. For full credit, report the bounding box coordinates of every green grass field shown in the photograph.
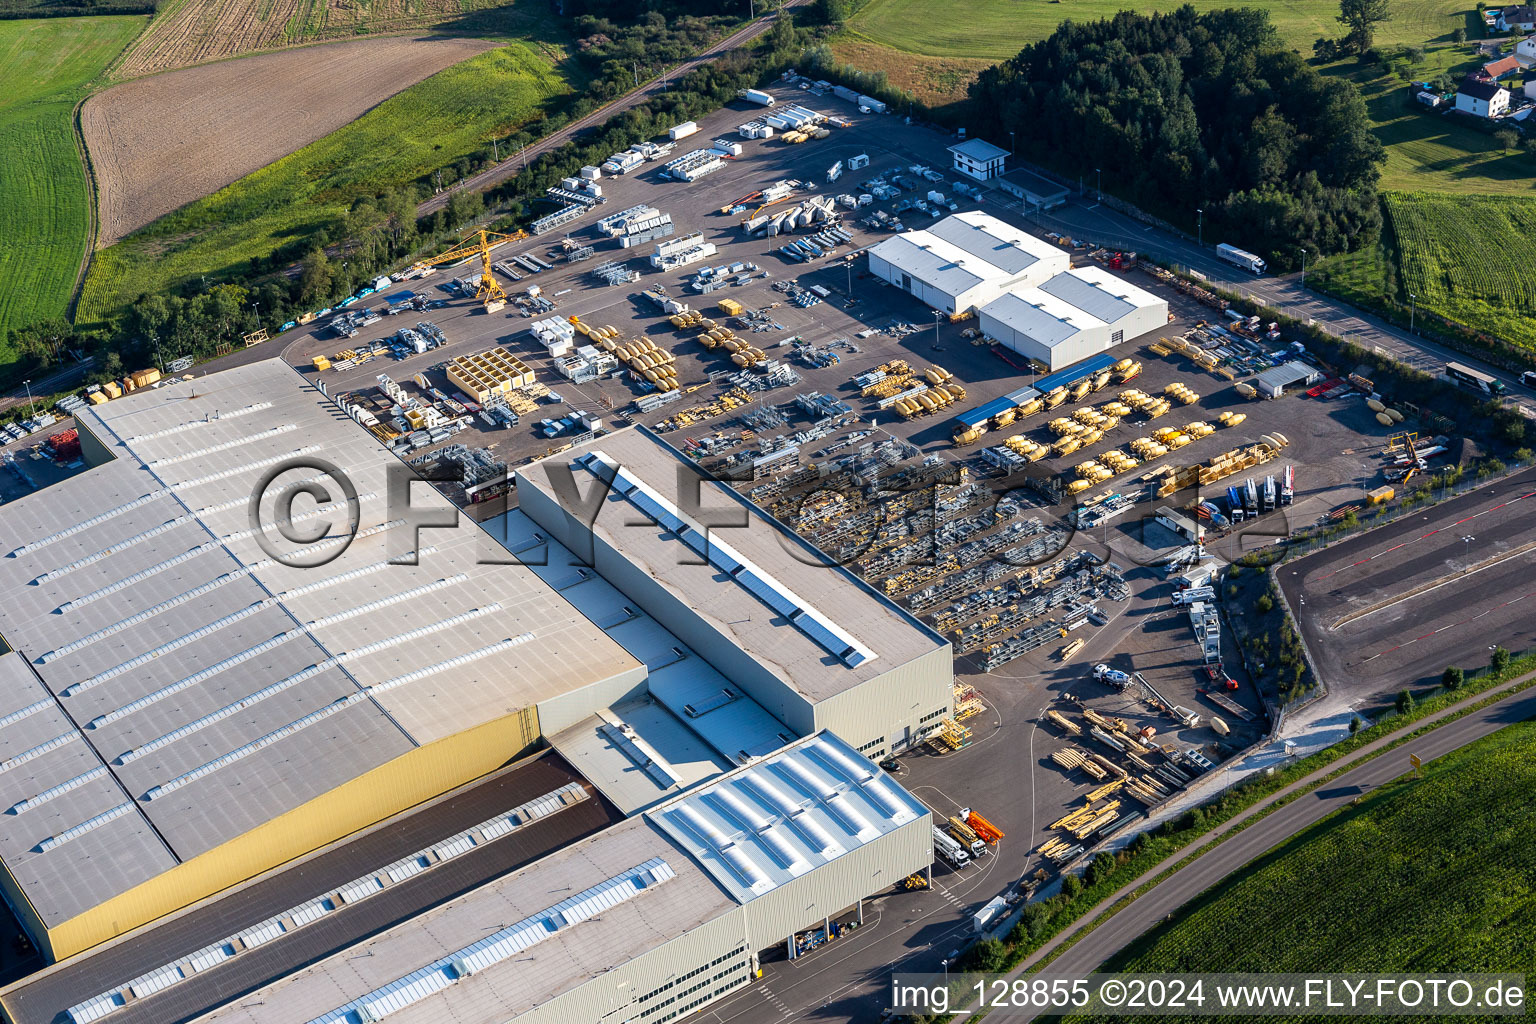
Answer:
[0,16,144,350]
[1313,191,1536,350]
[1082,719,1536,1016]
[78,40,571,324]
[846,0,1471,61]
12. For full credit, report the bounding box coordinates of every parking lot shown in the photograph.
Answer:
[1280,462,1536,697]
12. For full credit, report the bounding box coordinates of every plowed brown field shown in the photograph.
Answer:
[83,35,495,245]
[117,0,471,76]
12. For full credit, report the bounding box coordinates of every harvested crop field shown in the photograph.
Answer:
[84,35,496,245]
[116,0,543,76]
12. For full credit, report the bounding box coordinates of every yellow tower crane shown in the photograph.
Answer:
[410,228,527,313]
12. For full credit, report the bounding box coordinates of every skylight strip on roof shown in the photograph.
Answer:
[86,632,301,725]
[147,424,299,467]
[36,802,134,853]
[58,544,219,611]
[35,517,194,584]
[0,731,80,773]
[194,473,329,515]
[125,401,273,443]
[278,547,437,600]
[579,452,876,669]
[0,699,52,731]
[219,493,379,544]
[167,446,323,489]
[302,859,676,1024]
[143,693,368,800]
[9,491,170,557]
[63,602,283,696]
[365,633,536,696]
[116,666,337,764]
[10,766,109,814]
[304,574,468,629]
[41,570,265,663]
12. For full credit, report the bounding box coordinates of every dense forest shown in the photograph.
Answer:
[968,6,1384,267]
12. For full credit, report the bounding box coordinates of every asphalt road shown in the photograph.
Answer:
[1015,199,1536,419]
[415,0,808,218]
[995,679,1536,1015]
[1279,463,1536,695]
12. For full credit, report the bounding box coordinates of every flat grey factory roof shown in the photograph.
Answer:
[550,699,734,815]
[979,289,1087,347]
[867,231,987,295]
[925,210,1063,277]
[1036,267,1138,323]
[0,753,622,1024]
[0,358,638,925]
[517,428,949,704]
[196,815,736,1024]
[489,509,796,767]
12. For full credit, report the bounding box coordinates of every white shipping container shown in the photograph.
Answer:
[579,165,602,180]
[668,121,699,140]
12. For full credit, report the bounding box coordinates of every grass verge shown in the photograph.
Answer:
[77,39,572,325]
[0,15,145,346]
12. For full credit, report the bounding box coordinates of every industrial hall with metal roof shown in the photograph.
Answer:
[867,210,1168,370]
[0,358,951,1024]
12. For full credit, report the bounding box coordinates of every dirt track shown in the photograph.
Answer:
[83,35,495,246]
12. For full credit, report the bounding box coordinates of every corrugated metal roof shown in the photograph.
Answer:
[926,210,1063,277]
[549,699,732,815]
[947,138,1010,162]
[867,231,988,298]
[1037,268,1137,323]
[0,359,641,926]
[646,733,927,904]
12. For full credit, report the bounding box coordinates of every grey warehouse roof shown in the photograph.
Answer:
[0,358,639,927]
[926,210,1060,276]
[516,428,948,705]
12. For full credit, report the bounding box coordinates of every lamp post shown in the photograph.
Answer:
[933,309,943,350]
[1196,208,1204,248]
[1409,292,1416,334]
[22,379,34,417]
[1095,167,1102,201]
[1300,248,1308,290]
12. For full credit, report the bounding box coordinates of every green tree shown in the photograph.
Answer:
[967,938,1008,972]
[1395,688,1415,714]
[1491,646,1511,673]
[1348,716,1361,734]
[1338,0,1392,54]
[815,0,848,24]
[1256,593,1274,614]
[1061,873,1083,899]
[299,249,336,307]
[1442,665,1464,689]
[1453,26,1467,42]
[1085,851,1116,887]
[1495,128,1519,153]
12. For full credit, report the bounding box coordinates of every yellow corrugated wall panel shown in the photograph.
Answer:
[45,707,539,961]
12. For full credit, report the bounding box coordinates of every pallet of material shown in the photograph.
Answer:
[1046,710,1082,736]
[1202,690,1255,722]
[1089,753,1128,780]
[1123,782,1163,806]
[1051,746,1108,781]
[1085,779,1125,803]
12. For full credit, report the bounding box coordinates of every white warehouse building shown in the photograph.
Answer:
[978,265,1168,371]
[869,212,1168,371]
[865,210,1068,314]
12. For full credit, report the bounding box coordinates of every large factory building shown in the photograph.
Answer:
[868,211,1168,370]
[0,360,951,1024]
